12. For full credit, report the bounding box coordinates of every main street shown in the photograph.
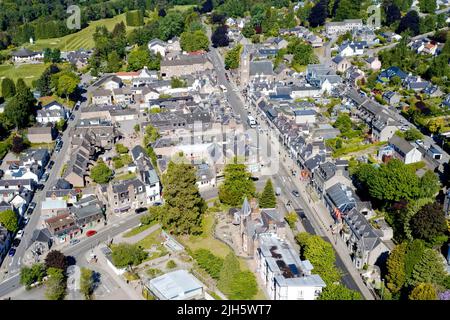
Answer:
[207,45,375,299]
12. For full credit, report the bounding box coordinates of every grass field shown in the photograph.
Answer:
[27,13,143,52]
[0,63,48,87]
[170,5,197,12]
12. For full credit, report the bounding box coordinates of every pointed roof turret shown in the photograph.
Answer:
[241,197,251,216]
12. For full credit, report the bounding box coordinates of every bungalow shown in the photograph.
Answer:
[11,48,43,63]
[337,41,365,57]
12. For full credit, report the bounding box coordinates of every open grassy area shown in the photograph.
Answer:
[113,172,137,181]
[136,228,164,249]
[123,220,157,238]
[171,5,197,12]
[26,14,142,52]
[0,63,48,88]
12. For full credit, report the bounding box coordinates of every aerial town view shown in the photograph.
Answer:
[0,0,449,306]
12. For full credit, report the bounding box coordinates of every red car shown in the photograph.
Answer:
[86,230,97,237]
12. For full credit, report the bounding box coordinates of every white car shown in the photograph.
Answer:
[15,230,24,239]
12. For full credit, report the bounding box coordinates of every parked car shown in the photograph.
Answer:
[70,239,80,246]
[153,201,162,207]
[22,217,29,226]
[70,114,75,121]
[15,230,24,239]
[292,190,300,197]
[86,230,97,237]
[12,238,21,248]
[27,208,34,215]
[8,248,16,257]
[40,172,49,183]
[29,202,36,210]
[295,208,306,220]
[135,207,147,214]
[47,161,54,170]
[35,184,44,191]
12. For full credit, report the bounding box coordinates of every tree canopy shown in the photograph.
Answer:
[409,283,437,300]
[44,250,68,271]
[111,243,148,268]
[0,209,18,233]
[259,179,277,208]
[410,202,447,244]
[219,162,256,206]
[90,160,113,184]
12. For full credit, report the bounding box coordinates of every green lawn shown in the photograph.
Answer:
[27,14,142,52]
[171,5,197,12]
[113,172,137,181]
[136,229,164,249]
[123,221,157,238]
[0,63,48,88]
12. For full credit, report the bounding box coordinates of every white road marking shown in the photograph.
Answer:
[113,224,119,227]
[17,258,21,266]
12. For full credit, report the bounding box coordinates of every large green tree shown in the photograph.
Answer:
[409,248,447,287]
[127,46,160,71]
[111,243,148,268]
[180,30,209,52]
[318,283,362,300]
[218,252,240,295]
[218,162,255,206]
[409,283,437,300]
[1,78,15,98]
[0,209,18,232]
[159,11,185,41]
[410,202,447,244]
[80,268,95,300]
[334,0,361,21]
[224,44,242,70]
[259,178,276,208]
[90,160,113,184]
[20,263,46,289]
[44,250,68,271]
[418,0,436,13]
[45,267,66,300]
[156,162,207,235]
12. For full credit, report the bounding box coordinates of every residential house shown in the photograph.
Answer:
[148,38,168,57]
[41,199,67,215]
[364,57,381,71]
[382,91,401,105]
[377,66,408,84]
[249,61,275,82]
[337,41,365,57]
[66,49,92,70]
[131,145,162,204]
[325,19,363,35]
[0,179,34,191]
[388,135,422,164]
[340,208,390,269]
[330,55,350,73]
[195,163,216,189]
[103,178,147,214]
[70,195,105,229]
[256,233,326,300]
[294,110,317,125]
[0,226,12,263]
[36,101,68,124]
[21,148,50,167]
[93,75,123,90]
[91,89,113,105]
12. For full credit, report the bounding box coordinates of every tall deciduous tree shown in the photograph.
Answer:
[211,25,229,48]
[319,283,362,300]
[180,30,210,52]
[409,248,447,287]
[397,10,420,36]
[219,162,255,206]
[159,11,185,41]
[90,160,113,184]
[224,44,242,69]
[45,267,66,300]
[0,209,18,232]
[111,243,147,268]
[45,250,68,271]
[308,0,328,27]
[410,202,447,244]
[259,179,276,208]
[418,0,437,13]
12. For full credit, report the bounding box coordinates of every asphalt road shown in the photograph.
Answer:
[208,46,364,294]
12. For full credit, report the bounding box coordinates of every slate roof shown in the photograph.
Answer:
[249,61,274,76]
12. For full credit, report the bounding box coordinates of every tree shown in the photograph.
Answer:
[385,4,401,26]
[411,202,447,243]
[199,0,214,13]
[115,143,129,154]
[404,128,423,141]
[106,51,122,73]
[241,23,255,39]
[308,0,328,27]
[335,0,361,21]
[404,239,426,282]
[159,11,184,41]
[45,250,68,271]
[11,135,29,154]
[134,124,140,133]
[319,284,362,300]
[1,78,15,98]
[333,113,352,134]
[170,77,187,88]
[20,263,46,289]
[144,124,160,145]
[287,38,317,66]
[90,160,113,184]
[211,25,229,48]
[111,243,148,268]
[409,283,437,300]
[218,252,240,295]
[386,242,407,293]
[296,232,341,285]
[418,171,441,200]
[180,30,209,52]
[156,162,207,235]
[409,248,447,287]
[55,72,79,101]
[218,162,256,206]
[0,209,18,233]
[79,268,94,300]
[418,0,436,13]
[45,267,66,300]
[228,271,258,300]
[4,79,35,129]
[127,46,153,71]
[285,211,298,229]
[259,179,277,208]
[397,10,420,36]
[166,260,177,269]
[225,44,242,69]
[36,64,60,97]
